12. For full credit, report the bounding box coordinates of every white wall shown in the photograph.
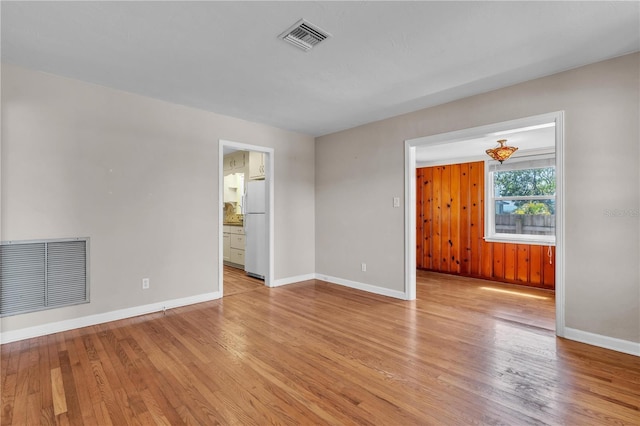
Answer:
[316,53,640,344]
[1,64,315,334]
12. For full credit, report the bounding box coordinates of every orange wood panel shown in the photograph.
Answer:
[459,163,471,275]
[492,242,505,280]
[450,164,461,274]
[440,165,451,272]
[416,168,424,269]
[469,162,482,276]
[504,243,517,281]
[516,245,530,283]
[422,167,434,270]
[481,241,492,278]
[529,246,543,286]
[432,166,442,272]
[543,246,556,289]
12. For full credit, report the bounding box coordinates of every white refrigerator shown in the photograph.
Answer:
[243,180,267,279]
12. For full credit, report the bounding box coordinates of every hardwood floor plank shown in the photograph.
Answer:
[1,373,16,425]
[2,270,639,425]
[73,335,107,421]
[37,337,53,414]
[57,350,84,425]
[139,388,172,426]
[50,367,67,415]
[10,341,32,425]
[92,400,114,426]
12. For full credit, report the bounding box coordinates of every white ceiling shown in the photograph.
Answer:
[2,1,639,137]
[415,124,556,165]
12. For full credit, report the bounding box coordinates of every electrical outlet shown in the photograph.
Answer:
[142,278,150,289]
[361,263,367,272]
[393,197,400,208]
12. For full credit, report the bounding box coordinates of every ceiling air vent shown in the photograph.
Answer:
[278,19,331,52]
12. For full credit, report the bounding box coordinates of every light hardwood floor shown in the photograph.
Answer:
[2,270,639,425]
[223,265,263,297]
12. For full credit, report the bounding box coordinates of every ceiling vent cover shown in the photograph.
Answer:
[279,19,331,51]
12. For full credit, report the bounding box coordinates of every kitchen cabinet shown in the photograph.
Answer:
[223,225,245,268]
[248,151,265,180]
[224,173,244,208]
[223,233,231,262]
[223,151,246,174]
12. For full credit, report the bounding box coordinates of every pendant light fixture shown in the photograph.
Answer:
[486,139,518,163]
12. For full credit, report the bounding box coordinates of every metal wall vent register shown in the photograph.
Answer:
[0,238,89,317]
[279,19,331,51]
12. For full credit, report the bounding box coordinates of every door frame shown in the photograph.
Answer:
[404,111,565,337]
[219,140,275,293]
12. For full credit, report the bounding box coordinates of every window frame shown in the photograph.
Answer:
[484,153,556,246]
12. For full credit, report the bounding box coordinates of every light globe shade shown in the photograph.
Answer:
[486,139,518,163]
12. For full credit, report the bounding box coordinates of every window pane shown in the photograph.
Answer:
[494,167,556,197]
[495,200,555,236]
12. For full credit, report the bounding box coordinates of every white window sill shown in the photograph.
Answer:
[484,235,556,246]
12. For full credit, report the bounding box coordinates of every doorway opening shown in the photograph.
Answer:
[219,140,274,297]
[404,112,565,337]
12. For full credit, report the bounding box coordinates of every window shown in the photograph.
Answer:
[0,238,89,317]
[485,155,556,245]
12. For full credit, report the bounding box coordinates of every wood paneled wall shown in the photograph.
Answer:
[417,161,555,289]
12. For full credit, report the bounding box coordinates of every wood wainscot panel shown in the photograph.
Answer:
[459,163,472,275]
[450,163,462,274]
[469,162,483,276]
[416,167,425,269]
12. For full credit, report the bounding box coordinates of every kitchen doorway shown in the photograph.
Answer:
[404,112,566,337]
[219,140,274,297]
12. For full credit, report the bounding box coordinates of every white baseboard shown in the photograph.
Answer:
[272,273,317,287]
[275,273,408,300]
[564,327,640,357]
[0,291,221,345]
[316,274,407,300]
